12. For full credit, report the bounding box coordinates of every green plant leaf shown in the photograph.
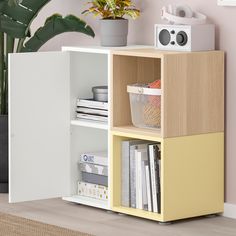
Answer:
[0,0,51,38]
[20,14,95,52]
[82,0,140,19]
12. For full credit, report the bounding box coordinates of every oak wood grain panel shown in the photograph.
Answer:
[163,51,224,138]
[112,55,161,127]
[112,55,137,127]
[112,48,177,58]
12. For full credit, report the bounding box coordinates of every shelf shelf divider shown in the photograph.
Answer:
[71,119,108,130]
[63,195,109,210]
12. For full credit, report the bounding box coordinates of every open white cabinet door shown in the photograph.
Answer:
[9,52,71,203]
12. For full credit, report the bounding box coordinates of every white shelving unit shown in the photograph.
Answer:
[62,195,109,210]
[9,45,148,210]
[70,119,108,130]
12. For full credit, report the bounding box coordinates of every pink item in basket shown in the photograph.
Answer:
[148,80,161,106]
[149,79,161,89]
[142,80,161,128]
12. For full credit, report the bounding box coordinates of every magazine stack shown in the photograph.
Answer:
[76,98,108,123]
[78,151,108,201]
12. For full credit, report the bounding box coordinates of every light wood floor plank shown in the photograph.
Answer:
[0,194,236,236]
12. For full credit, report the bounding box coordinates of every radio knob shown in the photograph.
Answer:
[171,41,175,45]
[176,31,188,46]
[170,30,175,34]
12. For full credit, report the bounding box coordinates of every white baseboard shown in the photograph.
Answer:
[223,203,236,219]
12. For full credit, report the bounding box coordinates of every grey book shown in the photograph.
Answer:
[148,143,161,213]
[121,140,145,207]
[81,172,108,187]
[77,107,108,116]
[80,163,108,176]
[130,144,137,208]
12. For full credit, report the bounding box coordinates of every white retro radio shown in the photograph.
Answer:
[155,5,215,51]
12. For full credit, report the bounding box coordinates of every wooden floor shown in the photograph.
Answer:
[0,194,236,236]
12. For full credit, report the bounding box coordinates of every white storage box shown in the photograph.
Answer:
[127,84,162,129]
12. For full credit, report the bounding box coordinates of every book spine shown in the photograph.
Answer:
[76,113,108,122]
[77,182,108,201]
[136,150,143,210]
[77,100,108,110]
[155,157,160,213]
[130,146,136,208]
[121,141,130,207]
[80,154,107,166]
[77,107,108,116]
[145,165,152,212]
[156,145,161,213]
[142,160,148,211]
[149,144,158,213]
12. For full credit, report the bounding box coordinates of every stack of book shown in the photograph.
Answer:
[121,140,161,213]
[76,98,108,123]
[78,151,108,201]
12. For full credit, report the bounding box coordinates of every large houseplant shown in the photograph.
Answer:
[83,0,140,46]
[0,0,95,193]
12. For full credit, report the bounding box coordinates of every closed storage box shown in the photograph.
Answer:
[78,181,108,201]
[80,163,108,176]
[81,172,108,186]
[127,84,162,129]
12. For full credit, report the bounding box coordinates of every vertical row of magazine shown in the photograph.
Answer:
[121,140,161,213]
[77,151,108,202]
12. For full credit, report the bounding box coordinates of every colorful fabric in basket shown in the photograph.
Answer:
[143,80,161,128]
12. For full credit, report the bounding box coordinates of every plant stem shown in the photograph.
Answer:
[0,32,4,115]
[17,37,25,52]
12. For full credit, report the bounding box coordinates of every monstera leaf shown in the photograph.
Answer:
[0,0,51,38]
[0,1,95,114]
[21,14,95,52]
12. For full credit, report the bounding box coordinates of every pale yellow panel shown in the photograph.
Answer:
[112,206,163,222]
[162,132,224,222]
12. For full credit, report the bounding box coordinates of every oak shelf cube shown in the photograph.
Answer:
[110,48,224,222]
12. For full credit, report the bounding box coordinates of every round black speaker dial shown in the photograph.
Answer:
[159,29,171,46]
[176,31,188,46]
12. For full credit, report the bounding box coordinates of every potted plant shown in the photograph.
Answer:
[0,0,95,193]
[82,0,140,47]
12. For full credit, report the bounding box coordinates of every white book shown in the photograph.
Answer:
[130,142,152,209]
[149,144,158,213]
[136,149,142,209]
[145,165,152,212]
[80,151,108,166]
[77,98,108,110]
[76,113,108,122]
[136,149,148,210]
[77,107,108,116]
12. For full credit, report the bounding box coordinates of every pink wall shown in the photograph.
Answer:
[34,0,236,204]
